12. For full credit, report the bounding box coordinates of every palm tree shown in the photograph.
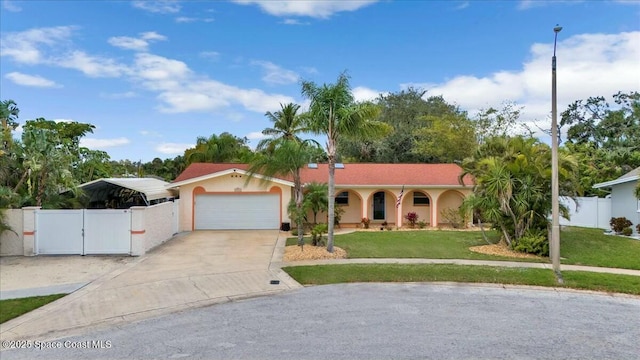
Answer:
[460,135,578,251]
[257,103,308,151]
[302,182,328,225]
[247,139,318,247]
[301,72,388,252]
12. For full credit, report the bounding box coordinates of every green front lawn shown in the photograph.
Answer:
[560,227,640,270]
[0,294,65,324]
[283,264,640,295]
[287,226,640,270]
[287,229,526,261]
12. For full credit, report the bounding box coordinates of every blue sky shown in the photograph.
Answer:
[1,0,639,162]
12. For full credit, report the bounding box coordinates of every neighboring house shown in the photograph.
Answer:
[593,167,640,234]
[169,163,474,231]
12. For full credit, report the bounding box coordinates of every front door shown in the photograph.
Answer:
[373,192,385,220]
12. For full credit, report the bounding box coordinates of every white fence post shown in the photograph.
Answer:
[22,207,40,256]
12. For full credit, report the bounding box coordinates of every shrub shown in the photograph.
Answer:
[380,221,388,230]
[311,223,328,246]
[622,227,633,236]
[417,220,427,229]
[441,208,467,229]
[512,231,549,256]
[361,217,370,229]
[610,217,632,234]
[404,212,418,228]
[637,224,640,234]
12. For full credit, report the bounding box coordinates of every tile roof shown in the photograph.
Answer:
[173,163,473,187]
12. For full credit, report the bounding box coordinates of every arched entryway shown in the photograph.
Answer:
[437,190,465,225]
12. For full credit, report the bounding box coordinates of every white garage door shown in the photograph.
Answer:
[194,194,280,230]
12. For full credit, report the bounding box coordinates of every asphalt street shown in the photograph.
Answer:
[2,283,639,360]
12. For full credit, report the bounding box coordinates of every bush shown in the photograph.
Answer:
[361,217,370,229]
[610,217,632,234]
[622,227,633,236]
[637,224,640,234]
[417,220,427,229]
[404,212,418,228]
[311,223,328,246]
[441,208,467,229]
[513,232,549,256]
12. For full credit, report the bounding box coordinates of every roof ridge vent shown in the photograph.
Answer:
[335,163,345,169]
[308,163,318,169]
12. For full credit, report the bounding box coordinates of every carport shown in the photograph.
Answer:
[80,177,177,209]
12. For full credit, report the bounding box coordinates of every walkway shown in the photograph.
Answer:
[279,258,640,276]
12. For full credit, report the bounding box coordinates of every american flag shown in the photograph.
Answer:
[396,186,404,208]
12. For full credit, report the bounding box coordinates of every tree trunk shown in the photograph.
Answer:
[326,139,336,253]
[294,171,304,249]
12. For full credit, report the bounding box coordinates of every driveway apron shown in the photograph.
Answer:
[0,230,297,341]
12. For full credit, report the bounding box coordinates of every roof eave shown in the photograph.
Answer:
[168,168,294,188]
[593,175,639,189]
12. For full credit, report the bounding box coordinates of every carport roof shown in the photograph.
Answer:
[80,178,176,202]
[172,163,473,187]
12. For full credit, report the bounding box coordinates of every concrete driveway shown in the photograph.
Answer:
[0,230,299,341]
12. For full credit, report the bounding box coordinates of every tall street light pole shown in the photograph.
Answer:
[551,25,562,277]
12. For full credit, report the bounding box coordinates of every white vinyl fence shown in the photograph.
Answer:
[560,196,611,229]
[36,209,131,255]
[0,200,180,257]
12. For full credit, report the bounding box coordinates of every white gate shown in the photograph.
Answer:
[36,209,131,255]
[36,210,84,255]
[84,210,131,254]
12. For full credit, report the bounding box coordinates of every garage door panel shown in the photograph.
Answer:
[195,194,279,230]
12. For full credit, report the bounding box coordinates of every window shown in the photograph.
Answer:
[413,192,430,206]
[336,191,349,205]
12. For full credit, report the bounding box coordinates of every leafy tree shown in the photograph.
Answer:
[75,148,113,183]
[339,89,468,163]
[413,111,477,163]
[560,91,640,195]
[301,72,388,252]
[185,132,252,164]
[474,102,531,144]
[15,126,78,207]
[1,99,19,155]
[460,136,579,253]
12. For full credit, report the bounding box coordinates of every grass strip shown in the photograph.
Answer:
[0,294,66,324]
[283,264,640,296]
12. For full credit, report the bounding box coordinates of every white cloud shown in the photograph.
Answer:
[5,72,60,88]
[0,26,75,64]
[140,130,162,137]
[175,16,214,23]
[232,0,378,18]
[251,60,299,85]
[199,51,220,60]
[108,36,149,51]
[56,50,129,77]
[3,0,21,12]
[455,1,469,10]
[132,0,181,14]
[100,91,137,99]
[108,31,166,51]
[352,86,384,102]
[412,31,640,138]
[245,131,266,140]
[155,142,193,154]
[80,137,130,149]
[280,18,309,25]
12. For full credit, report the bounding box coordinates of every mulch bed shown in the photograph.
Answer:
[283,245,347,261]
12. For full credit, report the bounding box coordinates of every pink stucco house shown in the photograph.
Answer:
[169,163,474,231]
